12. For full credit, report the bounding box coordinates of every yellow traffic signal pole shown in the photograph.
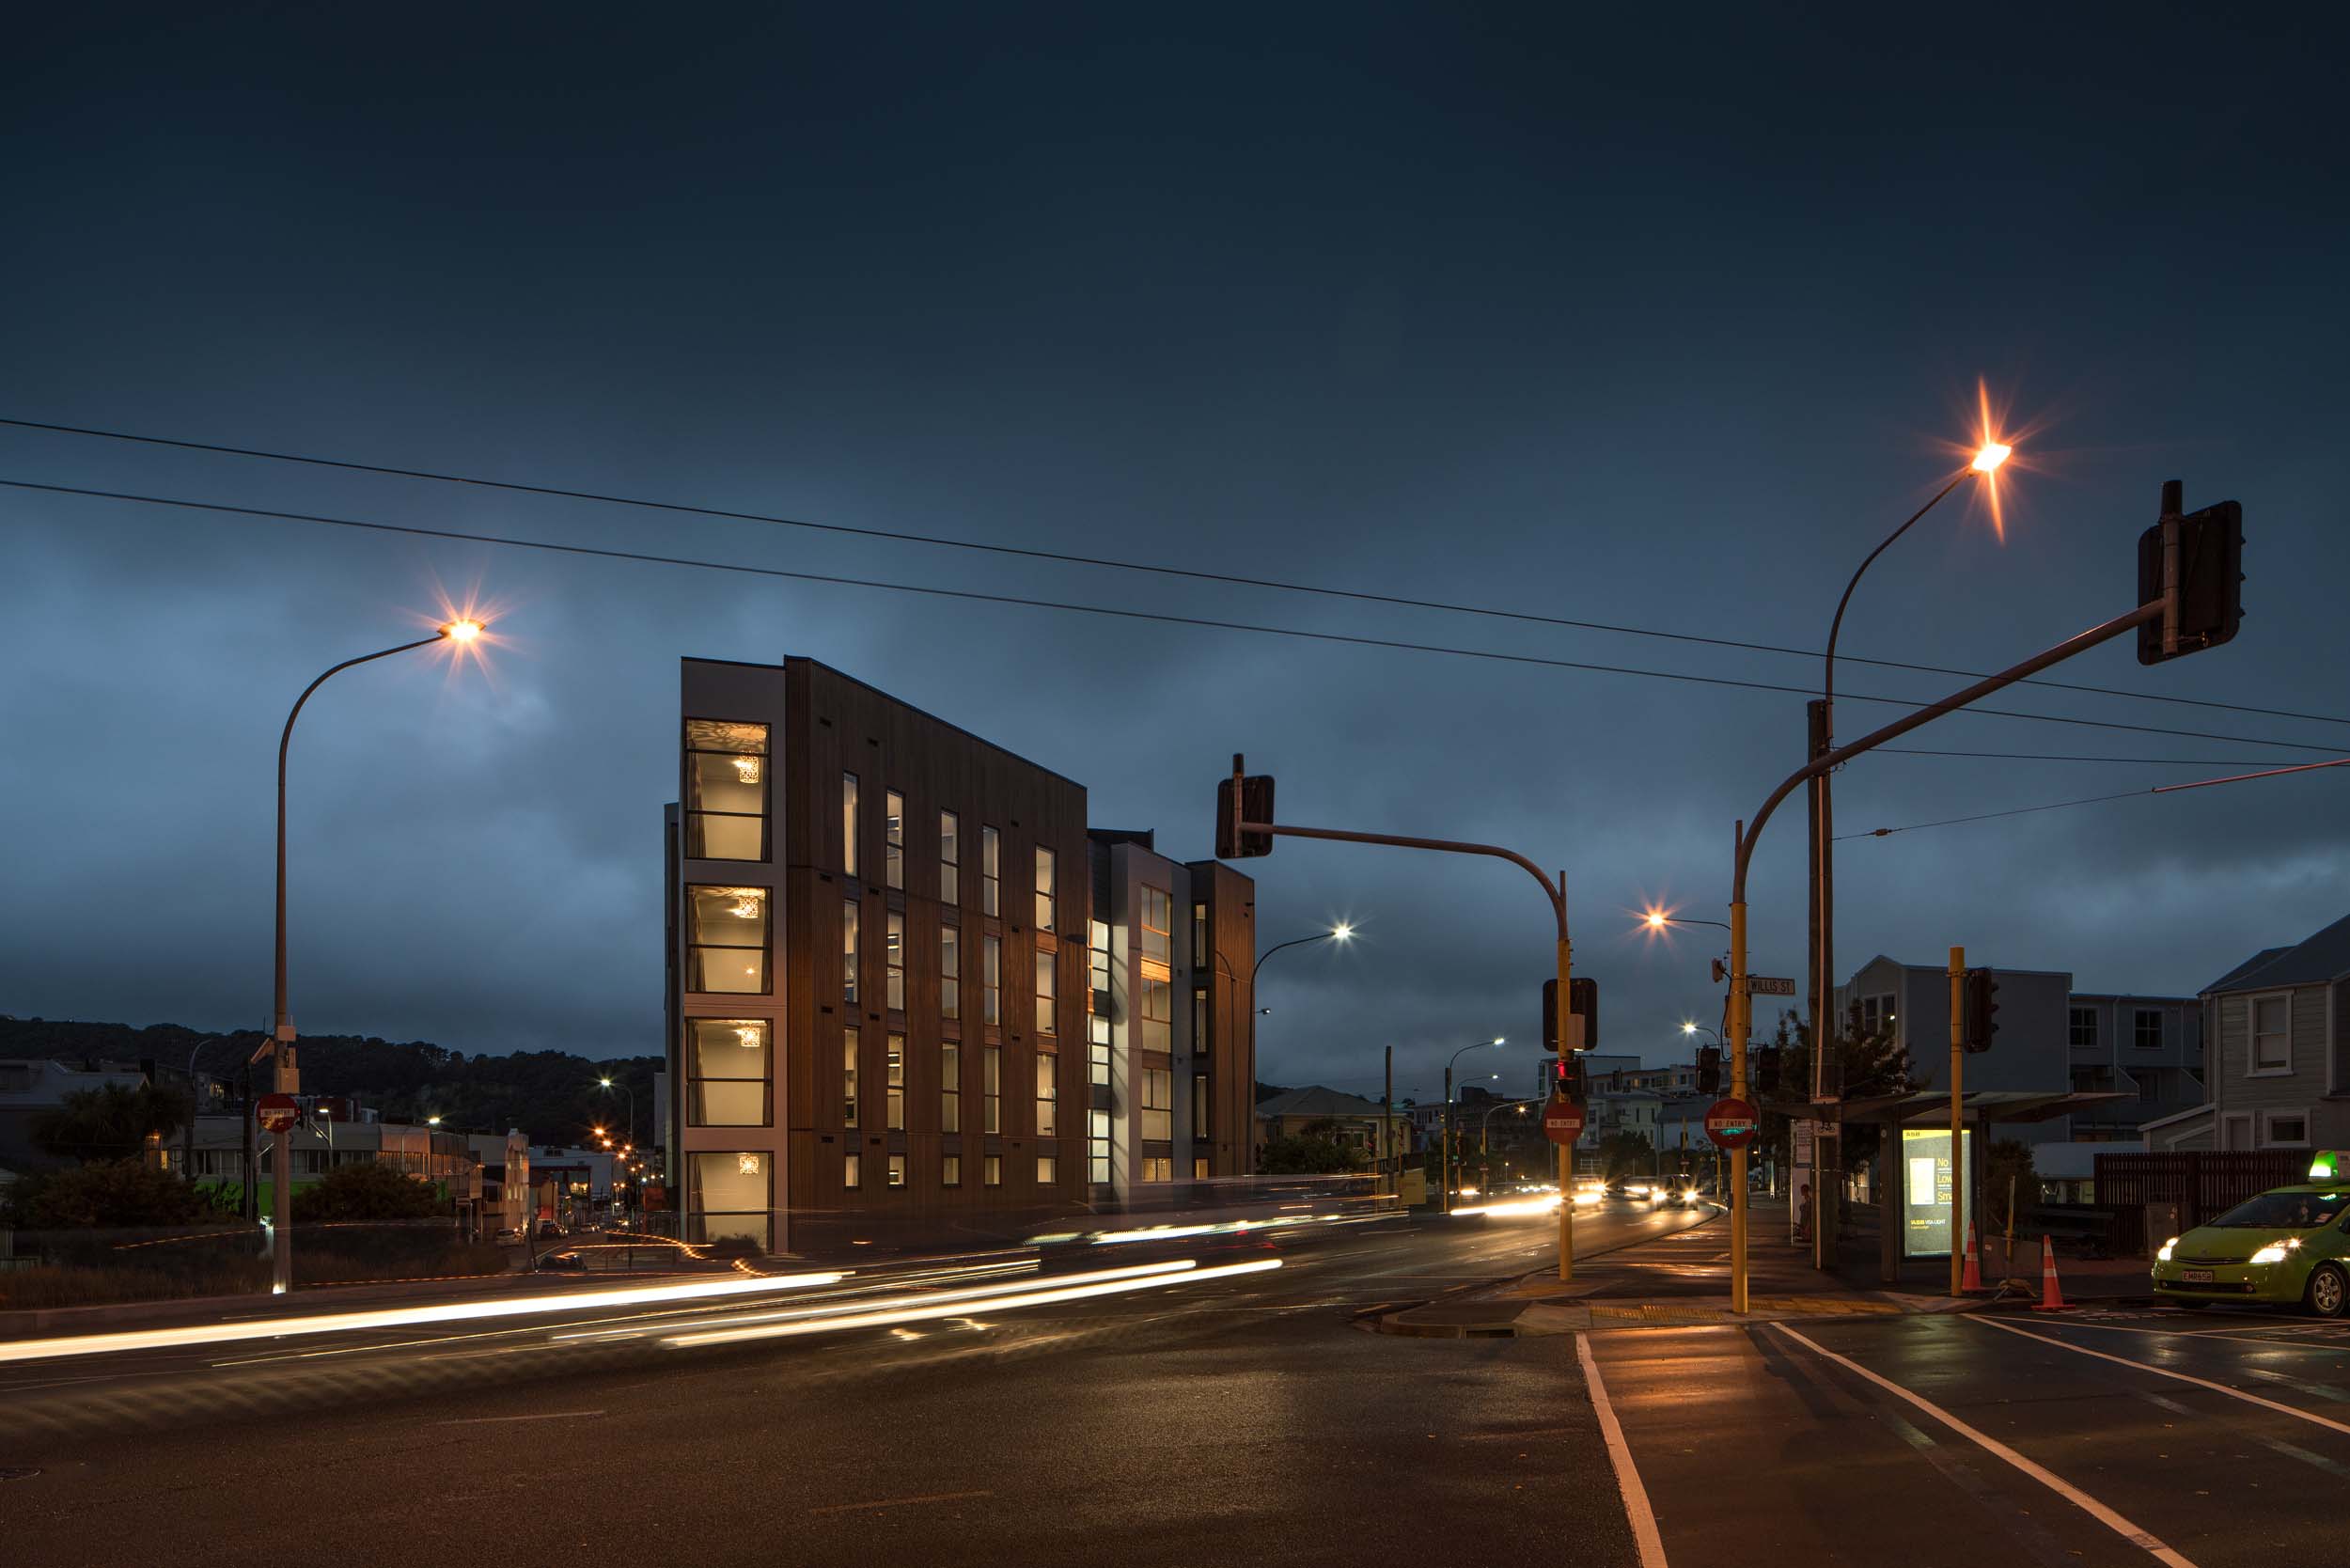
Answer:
[1949,946,1966,1300]
[1728,871,1750,1314]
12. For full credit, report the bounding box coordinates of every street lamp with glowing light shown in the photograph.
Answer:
[442,619,485,642]
[1971,442,2012,474]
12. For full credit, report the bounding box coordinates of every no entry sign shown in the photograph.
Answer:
[1704,1096,1760,1152]
[1541,1095,1586,1145]
[256,1092,300,1135]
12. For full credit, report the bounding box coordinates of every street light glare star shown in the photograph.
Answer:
[1971,442,2012,474]
[442,618,485,641]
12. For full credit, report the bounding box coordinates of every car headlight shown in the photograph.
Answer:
[2249,1239,2301,1266]
[2156,1237,2177,1262]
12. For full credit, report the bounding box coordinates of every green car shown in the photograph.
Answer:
[2151,1165,2350,1316]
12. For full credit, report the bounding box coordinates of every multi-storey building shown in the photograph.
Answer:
[664,657,1255,1255]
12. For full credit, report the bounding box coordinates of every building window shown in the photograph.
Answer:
[941,925,961,1021]
[842,772,860,877]
[1089,1108,1111,1184]
[1142,1068,1171,1140]
[682,720,769,861]
[1037,1152,1058,1185]
[2134,1009,2164,1050]
[941,1043,962,1133]
[940,811,960,905]
[1141,886,1171,964]
[842,1026,860,1127]
[2069,1007,2096,1050]
[1194,1156,1210,1180]
[1140,971,1171,1052]
[1089,919,1112,1086]
[943,1153,961,1187]
[1036,1052,1058,1137]
[1193,902,1208,970]
[1192,1072,1208,1137]
[1035,845,1057,931]
[689,1151,768,1250]
[1035,949,1058,1036]
[841,899,859,1006]
[686,886,770,994]
[1856,994,1894,1041]
[885,790,904,890]
[685,1018,770,1127]
[1193,987,1208,1055]
[844,1151,861,1190]
[2264,1111,2309,1146]
[886,1033,906,1131]
[984,1154,1002,1187]
[983,933,1002,1025]
[887,911,906,1011]
[2252,994,2291,1072]
[887,1153,906,1188]
[1140,1156,1171,1184]
[981,825,1001,917]
[982,1046,1001,1133]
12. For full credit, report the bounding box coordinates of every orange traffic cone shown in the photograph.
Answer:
[2031,1232,2070,1312]
[1961,1222,1984,1293]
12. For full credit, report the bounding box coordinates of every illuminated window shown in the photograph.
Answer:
[941,925,961,1021]
[841,899,859,1005]
[1140,1156,1171,1184]
[844,1151,861,1190]
[981,826,1000,917]
[682,720,768,861]
[1089,920,1112,1086]
[1089,1109,1110,1184]
[940,810,960,904]
[686,886,770,995]
[886,912,905,1011]
[842,773,860,877]
[984,1154,1001,1187]
[886,1033,905,1131]
[690,1152,768,1250]
[1035,845,1057,931]
[1142,1069,1171,1140]
[887,1153,905,1188]
[944,1153,962,1187]
[1193,1156,1209,1180]
[842,1025,859,1127]
[1035,949,1057,1036]
[941,1043,961,1133]
[885,790,904,890]
[685,1018,769,1127]
[983,933,1002,1025]
[1036,1052,1058,1137]
[1037,1152,1058,1185]
[1140,971,1171,1053]
[1140,886,1171,964]
[981,1045,1002,1133]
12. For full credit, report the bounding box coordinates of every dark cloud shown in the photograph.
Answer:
[4,6,2346,1100]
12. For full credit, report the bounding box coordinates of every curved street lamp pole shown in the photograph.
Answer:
[1441,1037,1505,1215]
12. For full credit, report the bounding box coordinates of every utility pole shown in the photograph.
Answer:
[1383,1044,1394,1202]
[1948,946,1966,1299]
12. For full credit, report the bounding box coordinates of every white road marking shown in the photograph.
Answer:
[809,1489,994,1515]
[1577,1334,1668,1568]
[435,1409,606,1424]
[1773,1324,2197,1568]
[1998,1316,2350,1354]
[1975,1316,2350,1439]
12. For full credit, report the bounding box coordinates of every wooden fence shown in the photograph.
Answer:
[2092,1150,2311,1256]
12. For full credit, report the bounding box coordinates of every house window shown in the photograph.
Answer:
[943,1153,961,1187]
[984,1154,1002,1187]
[941,925,961,1021]
[841,899,859,1005]
[686,886,770,994]
[1035,845,1057,931]
[842,1026,859,1127]
[1035,949,1058,1036]
[685,1018,769,1127]
[2069,1008,2096,1050]
[981,825,1000,917]
[887,1153,906,1188]
[1193,902,1208,970]
[2264,1111,2309,1147]
[886,1033,906,1131]
[982,1045,1001,1134]
[2134,1009,2163,1050]
[1036,1053,1058,1137]
[844,1151,861,1190]
[682,720,768,861]
[1856,994,1895,1041]
[2252,995,2291,1073]
[1037,1152,1058,1185]
[885,790,904,890]
[941,1043,962,1133]
[1140,971,1171,1052]
[886,912,906,1011]
[1142,1068,1171,1140]
[983,934,1002,1025]
[1140,886,1171,964]
[842,773,860,877]
[940,811,960,904]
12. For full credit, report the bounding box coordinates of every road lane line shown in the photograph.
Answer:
[436,1410,606,1424]
[1772,1324,2197,1568]
[2001,1317,2350,1354]
[1975,1316,2350,1439]
[1576,1334,1668,1568]
[809,1489,993,1514]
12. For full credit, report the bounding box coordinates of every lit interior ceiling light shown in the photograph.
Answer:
[730,891,763,917]
[735,1026,762,1049]
[738,1153,761,1175]
[732,756,760,783]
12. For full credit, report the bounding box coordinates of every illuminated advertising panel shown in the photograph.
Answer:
[1900,1127,1973,1259]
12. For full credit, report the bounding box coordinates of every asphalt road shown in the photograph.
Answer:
[0,1199,1705,1567]
[1589,1303,2350,1568]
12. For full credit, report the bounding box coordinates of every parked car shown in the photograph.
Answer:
[536,1220,567,1239]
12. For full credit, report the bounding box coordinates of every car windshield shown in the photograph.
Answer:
[2208,1190,2346,1229]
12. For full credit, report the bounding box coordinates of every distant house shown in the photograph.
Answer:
[1253,1086,1399,1165]
[2141,914,2350,1152]
[0,1058,154,1172]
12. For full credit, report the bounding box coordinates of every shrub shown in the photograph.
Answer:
[2,1159,211,1229]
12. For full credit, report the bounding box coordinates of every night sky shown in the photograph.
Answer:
[5,7,2344,1105]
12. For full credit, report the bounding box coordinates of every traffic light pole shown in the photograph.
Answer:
[1948,946,1966,1300]
[1726,595,2168,1313]
[1234,817,1580,1281]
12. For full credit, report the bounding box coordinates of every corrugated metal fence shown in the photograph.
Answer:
[2093,1150,2311,1255]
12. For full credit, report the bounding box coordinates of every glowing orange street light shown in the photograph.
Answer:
[442,618,484,641]
[1971,442,2012,473]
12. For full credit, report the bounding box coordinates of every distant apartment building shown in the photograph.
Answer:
[663,657,1256,1255]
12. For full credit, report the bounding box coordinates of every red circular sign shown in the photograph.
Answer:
[1541,1095,1586,1145]
[256,1092,301,1135]
[1704,1096,1760,1151]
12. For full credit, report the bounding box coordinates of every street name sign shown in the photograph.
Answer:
[1704,1096,1760,1151]
[256,1092,300,1134]
[1746,976,1796,996]
[1541,1096,1586,1145]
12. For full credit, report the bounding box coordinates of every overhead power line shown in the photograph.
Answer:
[1875,747,2286,766]
[1841,756,2350,841]
[8,473,2346,759]
[5,413,2345,733]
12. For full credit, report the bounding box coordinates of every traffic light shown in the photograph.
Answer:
[1542,977,1601,1052]
[1756,1044,1781,1096]
[1552,1052,1588,1105]
[1963,967,1999,1053]
[2137,482,2244,666]
[1214,753,1276,859]
[1697,1045,1722,1095]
